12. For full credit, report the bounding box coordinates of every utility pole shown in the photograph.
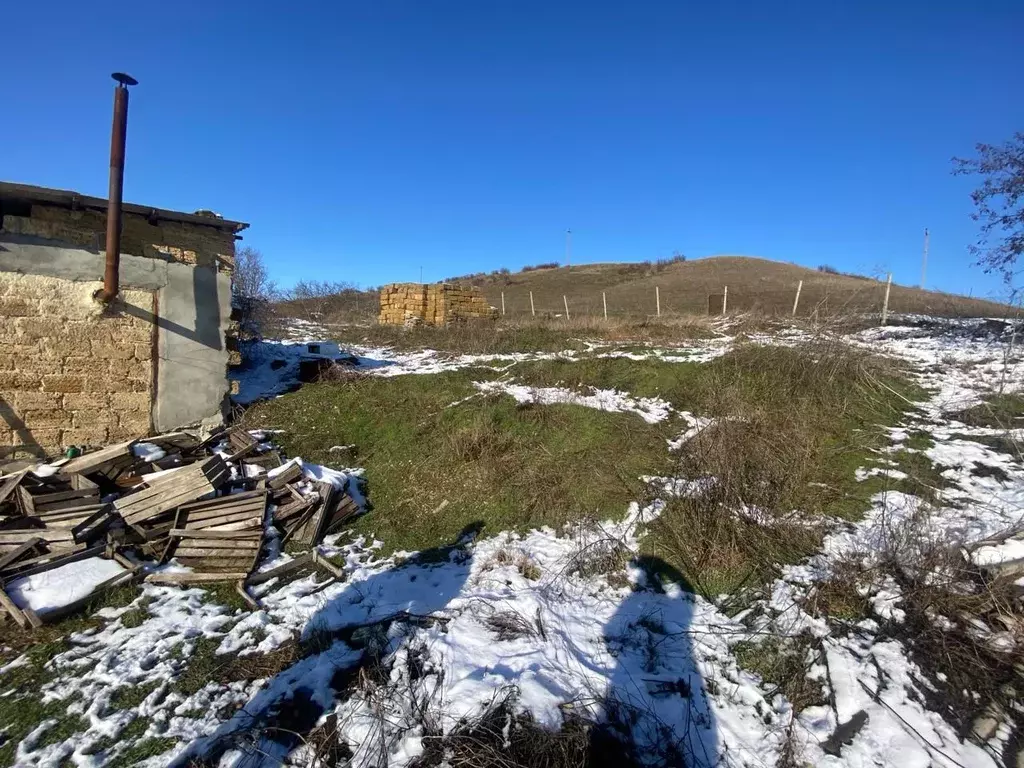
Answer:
[566,229,572,269]
[419,265,423,284]
[920,228,929,289]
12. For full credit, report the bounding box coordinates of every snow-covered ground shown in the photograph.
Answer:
[5,317,1023,767]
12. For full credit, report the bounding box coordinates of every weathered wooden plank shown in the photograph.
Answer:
[60,441,135,476]
[0,545,105,584]
[178,495,266,522]
[71,505,118,544]
[0,587,29,628]
[0,468,30,507]
[179,489,266,512]
[289,482,334,547]
[0,529,76,544]
[0,545,87,574]
[235,580,260,610]
[175,546,261,558]
[245,553,315,586]
[323,494,361,535]
[168,528,262,540]
[176,558,256,571]
[268,463,302,490]
[32,485,99,505]
[35,503,106,520]
[173,535,261,550]
[116,466,221,509]
[0,538,44,573]
[181,509,263,530]
[147,571,249,584]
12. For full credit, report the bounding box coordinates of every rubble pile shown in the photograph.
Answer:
[0,427,358,628]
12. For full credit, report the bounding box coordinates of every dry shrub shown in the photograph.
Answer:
[410,689,634,768]
[483,610,539,641]
[649,340,909,598]
[650,417,826,598]
[872,523,1024,741]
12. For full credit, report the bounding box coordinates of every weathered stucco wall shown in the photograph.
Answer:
[0,205,235,456]
[0,272,154,454]
[2,203,236,271]
[154,264,233,432]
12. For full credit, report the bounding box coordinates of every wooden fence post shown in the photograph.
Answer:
[563,295,571,321]
[881,273,892,326]
[501,292,505,316]
[792,280,803,316]
[656,286,661,317]
[603,291,608,321]
[722,285,728,314]
[529,291,535,317]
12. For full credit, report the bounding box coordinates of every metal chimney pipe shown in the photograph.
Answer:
[97,72,138,304]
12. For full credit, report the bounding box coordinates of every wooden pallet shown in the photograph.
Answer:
[176,490,267,532]
[60,440,136,481]
[162,528,264,575]
[114,456,229,526]
[16,474,99,516]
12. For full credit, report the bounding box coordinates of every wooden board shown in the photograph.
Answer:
[115,456,229,524]
[60,441,135,477]
[288,482,335,547]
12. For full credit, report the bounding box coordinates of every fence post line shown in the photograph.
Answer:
[603,291,608,321]
[881,273,892,326]
[501,291,506,316]
[722,285,728,315]
[529,291,535,317]
[656,286,661,317]
[792,280,803,316]
[563,295,571,321]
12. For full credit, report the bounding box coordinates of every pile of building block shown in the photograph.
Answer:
[0,427,359,627]
[378,283,496,327]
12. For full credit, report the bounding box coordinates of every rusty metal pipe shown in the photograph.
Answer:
[98,72,137,304]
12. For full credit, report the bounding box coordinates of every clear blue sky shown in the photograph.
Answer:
[3,1,1021,300]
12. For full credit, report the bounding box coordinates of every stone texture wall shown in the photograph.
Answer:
[0,273,155,456]
[2,204,236,272]
[379,283,496,326]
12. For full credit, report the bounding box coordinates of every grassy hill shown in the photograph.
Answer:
[457,256,1010,319]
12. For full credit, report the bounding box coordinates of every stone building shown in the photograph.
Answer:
[379,283,496,326]
[0,181,248,458]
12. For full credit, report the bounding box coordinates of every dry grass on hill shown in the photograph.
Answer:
[277,256,1011,327]
[464,256,1010,319]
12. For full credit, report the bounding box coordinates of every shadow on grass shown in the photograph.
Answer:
[170,523,482,767]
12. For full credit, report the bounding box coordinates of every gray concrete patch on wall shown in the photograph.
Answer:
[153,263,232,432]
[0,234,168,289]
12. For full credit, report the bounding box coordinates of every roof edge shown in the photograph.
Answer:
[0,181,249,234]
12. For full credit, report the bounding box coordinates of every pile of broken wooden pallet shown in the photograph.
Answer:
[0,427,360,628]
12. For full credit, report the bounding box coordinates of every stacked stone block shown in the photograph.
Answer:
[378,283,496,326]
[0,272,155,455]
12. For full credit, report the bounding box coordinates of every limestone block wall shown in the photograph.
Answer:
[379,283,496,326]
[0,273,155,455]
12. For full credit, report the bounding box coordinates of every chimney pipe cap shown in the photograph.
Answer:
[111,72,138,87]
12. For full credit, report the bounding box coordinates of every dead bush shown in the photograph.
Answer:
[409,689,636,768]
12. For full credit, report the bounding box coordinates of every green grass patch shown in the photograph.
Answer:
[249,340,927,600]
[734,635,824,711]
[108,681,161,711]
[109,734,177,768]
[953,393,1024,428]
[246,369,674,553]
